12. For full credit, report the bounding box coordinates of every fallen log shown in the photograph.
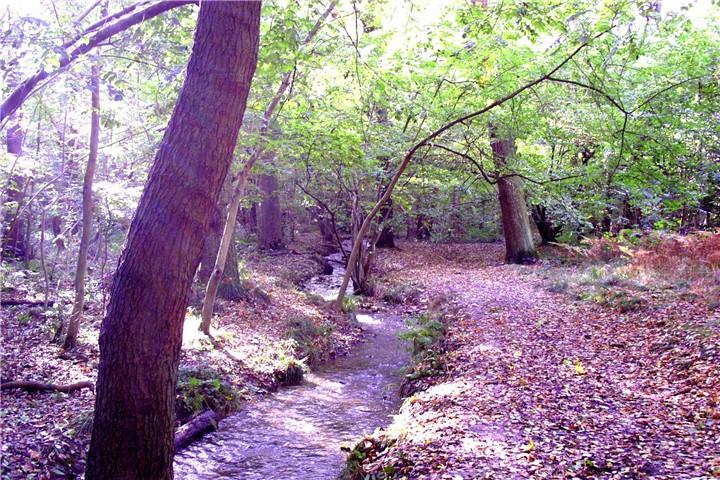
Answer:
[1,380,94,393]
[174,410,220,451]
[1,299,55,307]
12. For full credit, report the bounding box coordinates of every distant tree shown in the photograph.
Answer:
[490,126,537,264]
[257,172,284,250]
[85,2,260,479]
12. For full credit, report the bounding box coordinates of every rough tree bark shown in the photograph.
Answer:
[257,172,284,250]
[490,127,537,264]
[63,60,100,350]
[85,3,260,479]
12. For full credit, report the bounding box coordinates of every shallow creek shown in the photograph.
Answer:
[174,250,409,479]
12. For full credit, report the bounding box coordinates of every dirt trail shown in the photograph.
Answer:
[370,242,719,479]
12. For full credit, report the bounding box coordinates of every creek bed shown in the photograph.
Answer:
[174,250,408,479]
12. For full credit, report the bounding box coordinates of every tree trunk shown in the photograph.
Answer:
[350,194,373,295]
[63,61,100,350]
[198,1,336,335]
[257,173,284,250]
[416,214,431,240]
[217,236,244,301]
[2,116,28,259]
[85,4,260,480]
[490,128,537,264]
[375,198,395,248]
[198,202,223,285]
[174,410,219,452]
[198,175,243,302]
[531,204,562,244]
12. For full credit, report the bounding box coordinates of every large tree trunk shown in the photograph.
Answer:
[63,61,100,350]
[490,128,537,264]
[257,173,284,250]
[85,4,260,480]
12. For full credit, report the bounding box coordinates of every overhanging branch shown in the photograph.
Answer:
[1,0,195,124]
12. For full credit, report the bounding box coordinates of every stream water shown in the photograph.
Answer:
[174,251,408,479]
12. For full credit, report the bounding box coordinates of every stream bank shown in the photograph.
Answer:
[0,233,363,478]
[343,241,720,479]
[174,312,409,479]
[175,240,409,479]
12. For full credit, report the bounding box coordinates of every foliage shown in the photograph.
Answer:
[399,308,449,395]
[341,294,360,312]
[175,367,243,422]
[286,315,334,364]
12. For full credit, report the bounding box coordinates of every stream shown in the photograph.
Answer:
[174,250,409,479]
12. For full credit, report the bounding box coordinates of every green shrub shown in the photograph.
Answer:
[175,368,242,422]
[400,312,446,358]
[286,315,333,364]
[342,295,360,312]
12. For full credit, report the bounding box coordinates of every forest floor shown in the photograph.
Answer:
[0,232,362,479]
[351,240,720,480]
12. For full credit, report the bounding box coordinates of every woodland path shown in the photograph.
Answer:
[374,243,718,479]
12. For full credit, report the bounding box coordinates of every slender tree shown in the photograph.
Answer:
[199,0,337,334]
[85,3,260,479]
[63,59,101,350]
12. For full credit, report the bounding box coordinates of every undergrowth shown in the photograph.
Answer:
[545,231,720,309]
[175,367,244,423]
[286,315,334,365]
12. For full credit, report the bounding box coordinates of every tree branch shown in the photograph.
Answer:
[547,76,627,113]
[1,0,195,124]
[334,27,613,308]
